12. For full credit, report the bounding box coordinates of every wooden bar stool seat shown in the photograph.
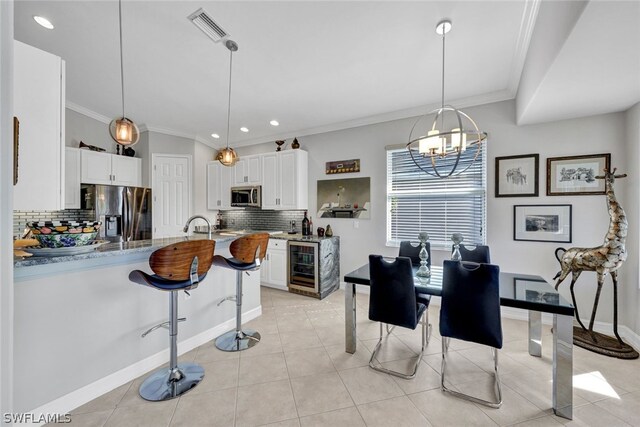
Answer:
[129,239,215,401]
[214,233,269,352]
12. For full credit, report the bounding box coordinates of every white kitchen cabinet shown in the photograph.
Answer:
[261,239,288,290]
[81,150,142,187]
[234,155,262,185]
[262,150,308,210]
[65,147,81,209]
[13,41,65,211]
[207,161,233,210]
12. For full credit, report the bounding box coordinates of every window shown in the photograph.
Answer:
[386,146,486,249]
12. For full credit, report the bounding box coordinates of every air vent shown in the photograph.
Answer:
[188,8,228,43]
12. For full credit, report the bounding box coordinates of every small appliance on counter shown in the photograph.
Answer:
[81,184,152,242]
[288,220,297,234]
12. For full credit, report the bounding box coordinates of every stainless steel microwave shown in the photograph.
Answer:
[231,186,261,207]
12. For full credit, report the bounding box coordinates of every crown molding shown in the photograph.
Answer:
[66,101,111,124]
[507,0,542,96]
[231,89,514,148]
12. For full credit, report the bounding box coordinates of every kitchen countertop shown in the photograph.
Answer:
[14,230,339,269]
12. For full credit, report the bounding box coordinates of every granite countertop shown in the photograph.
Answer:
[14,230,339,268]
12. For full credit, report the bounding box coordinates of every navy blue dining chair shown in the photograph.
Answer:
[399,240,431,269]
[453,244,491,263]
[440,260,503,407]
[368,255,428,379]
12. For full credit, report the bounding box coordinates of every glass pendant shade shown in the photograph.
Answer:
[216,147,238,166]
[109,117,140,146]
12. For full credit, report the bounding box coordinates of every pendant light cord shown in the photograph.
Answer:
[441,31,445,110]
[118,0,125,119]
[225,48,233,150]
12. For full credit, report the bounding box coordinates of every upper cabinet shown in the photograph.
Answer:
[262,150,308,210]
[207,161,233,210]
[233,155,262,185]
[80,150,142,187]
[65,147,81,209]
[13,41,65,211]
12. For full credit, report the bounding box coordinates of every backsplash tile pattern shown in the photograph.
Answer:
[13,210,96,237]
[221,209,306,231]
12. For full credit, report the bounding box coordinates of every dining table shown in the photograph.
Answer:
[343,263,575,420]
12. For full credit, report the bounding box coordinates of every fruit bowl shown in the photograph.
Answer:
[28,221,101,248]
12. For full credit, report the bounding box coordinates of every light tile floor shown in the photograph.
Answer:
[61,287,640,427]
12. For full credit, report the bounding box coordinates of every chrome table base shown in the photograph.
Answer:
[139,362,204,401]
[215,329,261,352]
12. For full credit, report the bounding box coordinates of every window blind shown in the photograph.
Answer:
[386,146,486,249]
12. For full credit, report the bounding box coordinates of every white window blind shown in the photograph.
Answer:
[386,146,486,249]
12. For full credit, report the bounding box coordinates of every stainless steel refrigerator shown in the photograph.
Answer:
[81,184,152,242]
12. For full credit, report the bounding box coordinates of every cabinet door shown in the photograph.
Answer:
[13,41,65,210]
[247,155,262,184]
[234,158,247,185]
[112,155,141,187]
[260,252,270,282]
[219,164,233,209]
[65,148,81,209]
[267,248,288,287]
[261,153,279,209]
[206,161,221,209]
[279,151,298,210]
[81,150,112,185]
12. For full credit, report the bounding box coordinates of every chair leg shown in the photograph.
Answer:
[440,337,502,408]
[369,319,426,380]
[215,271,261,352]
[139,291,205,401]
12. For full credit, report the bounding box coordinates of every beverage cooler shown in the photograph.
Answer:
[288,241,319,295]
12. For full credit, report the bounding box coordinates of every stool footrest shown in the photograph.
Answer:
[142,318,186,338]
[217,295,237,306]
[139,362,205,401]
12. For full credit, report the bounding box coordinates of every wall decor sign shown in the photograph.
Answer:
[547,153,610,196]
[326,159,360,174]
[513,204,572,243]
[495,154,539,197]
[317,177,370,219]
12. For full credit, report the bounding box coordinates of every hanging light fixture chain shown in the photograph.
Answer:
[225,47,233,150]
[118,0,125,118]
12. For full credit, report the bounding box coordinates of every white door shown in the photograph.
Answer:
[153,154,191,238]
[262,153,279,209]
[111,156,141,187]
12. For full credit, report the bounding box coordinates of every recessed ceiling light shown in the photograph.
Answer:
[270,120,279,126]
[33,16,54,30]
[211,133,220,139]
[240,127,249,133]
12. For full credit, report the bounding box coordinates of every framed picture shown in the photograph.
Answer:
[513,204,572,243]
[326,159,360,174]
[547,153,610,195]
[495,154,539,197]
[13,117,19,185]
[317,177,370,219]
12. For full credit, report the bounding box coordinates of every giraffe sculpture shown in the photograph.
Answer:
[553,168,627,346]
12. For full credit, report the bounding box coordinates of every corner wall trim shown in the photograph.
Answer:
[28,306,262,420]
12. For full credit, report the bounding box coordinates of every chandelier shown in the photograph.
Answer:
[406,20,486,178]
[109,0,139,147]
[216,40,239,167]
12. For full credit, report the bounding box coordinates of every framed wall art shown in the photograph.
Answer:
[317,177,370,219]
[13,117,19,185]
[495,154,539,197]
[326,159,360,174]
[546,153,610,196]
[513,204,572,243]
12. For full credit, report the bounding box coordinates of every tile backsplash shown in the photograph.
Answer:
[220,209,307,231]
[13,209,96,237]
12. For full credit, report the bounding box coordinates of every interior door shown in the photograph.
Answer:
[152,154,191,238]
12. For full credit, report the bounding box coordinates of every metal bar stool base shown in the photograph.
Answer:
[139,362,205,401]
[215,329,261,352]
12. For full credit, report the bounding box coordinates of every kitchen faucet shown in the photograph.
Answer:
[183,215,213,240]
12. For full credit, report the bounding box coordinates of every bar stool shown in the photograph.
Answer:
[215,233,269,352]
[129,239,216,401]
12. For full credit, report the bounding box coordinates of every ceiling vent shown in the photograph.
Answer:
[188,8,228,43]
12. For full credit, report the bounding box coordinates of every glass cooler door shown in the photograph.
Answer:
[288,241,319,292]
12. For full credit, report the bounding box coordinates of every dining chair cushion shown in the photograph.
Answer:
[440,260,502,349]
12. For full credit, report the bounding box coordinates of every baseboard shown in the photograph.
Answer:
[28,306,262,421]
[261,283,288,292]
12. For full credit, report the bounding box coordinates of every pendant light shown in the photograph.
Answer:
[109,0,139,147]
[216,40,239,166]
[406,20,486,178]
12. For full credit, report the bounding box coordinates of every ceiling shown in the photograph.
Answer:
[13,1,640,148]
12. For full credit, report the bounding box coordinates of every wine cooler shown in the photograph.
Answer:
[288,241,319,295]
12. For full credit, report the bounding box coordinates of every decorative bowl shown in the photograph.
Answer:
[28,221,101,248]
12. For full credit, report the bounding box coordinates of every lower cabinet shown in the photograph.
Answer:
[261,239,287,290]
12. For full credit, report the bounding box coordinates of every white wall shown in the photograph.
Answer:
[65,108,114,153]
[622,102,640,334]
[241,99,630,327]
[0,0,15,420]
